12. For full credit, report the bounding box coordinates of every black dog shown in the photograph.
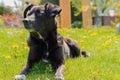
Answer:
[15,3,90,80]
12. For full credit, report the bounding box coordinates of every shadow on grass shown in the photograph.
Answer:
[26,62,55,80]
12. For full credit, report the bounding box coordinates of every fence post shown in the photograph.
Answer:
[81,0,92,28]
[59,0,71,28]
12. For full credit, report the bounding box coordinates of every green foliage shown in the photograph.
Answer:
[71,0,81,16]
[71,21,82,28]
[40,0,59,4]
[0,6,13,15]
[0,27,120,80]
[71,0,82,22]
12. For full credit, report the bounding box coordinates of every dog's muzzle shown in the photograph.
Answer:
[23,18,29,29]
[23,19,35,32]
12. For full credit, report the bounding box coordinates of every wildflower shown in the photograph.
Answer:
[84,29,90,34]
[80,39,84,43]
[5,56,11,60]
[24,45,29,49]
[104,40,111,45]
[21,42,27,45]
[90,32,97,37]
[12,44,19,49]
[19,31,24,35]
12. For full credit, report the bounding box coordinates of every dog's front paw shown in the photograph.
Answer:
[54,74,64,80]
[15,75,26,80]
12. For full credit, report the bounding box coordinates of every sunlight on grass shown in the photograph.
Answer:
[0,27,120,80]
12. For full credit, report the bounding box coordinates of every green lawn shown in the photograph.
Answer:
[0,27,120,80]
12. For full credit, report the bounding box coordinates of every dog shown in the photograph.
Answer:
[15,2,90,80]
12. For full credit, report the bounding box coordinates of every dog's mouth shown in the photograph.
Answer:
[23,19,36,31]
[23,22,34,32]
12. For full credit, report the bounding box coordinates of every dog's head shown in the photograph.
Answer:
[23,3,61,36]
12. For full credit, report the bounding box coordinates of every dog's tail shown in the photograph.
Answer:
[81,50,91,57]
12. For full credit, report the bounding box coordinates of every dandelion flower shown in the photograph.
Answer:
[84,29,90,34]
[90,32,97,37]
[104,40,111,45]
[5,56,11,60]
[12,44,19,49]
[21,42,27,45]
[19,31,24,35]
[80,39,84,43]
[24,46,29,49]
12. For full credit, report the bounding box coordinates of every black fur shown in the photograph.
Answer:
[16,2,90,80]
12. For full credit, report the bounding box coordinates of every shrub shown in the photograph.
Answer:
[71,21,82,28]
[71,0,82,23]
[40,0,59,4]
[0,6,13,15]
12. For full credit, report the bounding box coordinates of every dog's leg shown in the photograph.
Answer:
[54,64,66,80]
[15,63,31,80]
[15,56,34,80]
[49,45,66,80]
[15,45,44,80]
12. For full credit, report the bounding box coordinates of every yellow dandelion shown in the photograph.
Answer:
[5,56,11,60]
[12,44,19,49]
[19,31,24,35]
[80,39,84,43]
[104,40,111,45]
[90,32,97,37]
[84,29,90,34]
[24,45,29,49]
[21,42,27,45]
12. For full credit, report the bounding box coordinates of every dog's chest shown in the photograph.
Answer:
[42,52,49,63]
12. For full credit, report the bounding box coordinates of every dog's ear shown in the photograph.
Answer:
[52,6,62,15]
[45,3,62,17]
[24,4,34,18]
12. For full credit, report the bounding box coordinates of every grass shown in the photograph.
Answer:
[0,27,120,80]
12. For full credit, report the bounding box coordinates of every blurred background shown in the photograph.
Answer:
[0,0,120,28]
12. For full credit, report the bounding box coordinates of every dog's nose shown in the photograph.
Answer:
[23,18,29,24]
